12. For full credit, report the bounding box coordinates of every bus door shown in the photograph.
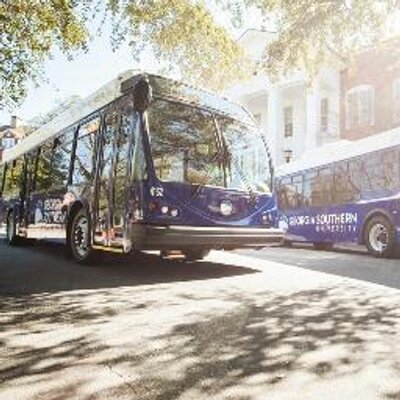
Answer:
[94,102,143,248]
[94,110,119,246]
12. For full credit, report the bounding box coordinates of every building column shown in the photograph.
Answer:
[267,86,281,166]
[305,85,320,150]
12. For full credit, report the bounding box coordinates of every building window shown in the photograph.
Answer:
[393,79,400,125]
[345,85,374,129]
[284,149,293,163]
[320,98,329,132]
[284,106,293,137]
[2,137,15,149]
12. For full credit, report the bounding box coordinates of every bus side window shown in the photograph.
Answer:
[382,149,399,191]
[279,178,291,211]
[303,171,317,207]
[318,167,334,205]
[73,116,100,186]
[291,175,303,208]
[333,162,353,204]
[276,179,286,211]
[35,141,54,194]
[50,131,75,189]
[348,157,362,199]
[282,175,303,210]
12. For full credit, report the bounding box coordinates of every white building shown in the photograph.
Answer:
[0,116,26,150]
[225,29,341,167]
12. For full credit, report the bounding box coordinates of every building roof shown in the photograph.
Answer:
[0,126,25,140]
[276,127,400,177]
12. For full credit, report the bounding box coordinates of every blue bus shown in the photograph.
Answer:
[0,72,283,263]
[275,129,400,258]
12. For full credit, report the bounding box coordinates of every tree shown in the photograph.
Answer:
[0,0,247,110]
[246,0,400,78]
[1,0,399,110]
[1,1,88,110]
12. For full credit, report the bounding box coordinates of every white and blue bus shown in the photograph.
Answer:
[0,71,283,263]
[276,129,400,258]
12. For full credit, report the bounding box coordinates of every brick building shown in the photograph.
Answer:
[341,40,400,140]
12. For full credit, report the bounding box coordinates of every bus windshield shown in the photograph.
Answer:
[148,99,271,192]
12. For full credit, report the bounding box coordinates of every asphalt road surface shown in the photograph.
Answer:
[1,238,400,400]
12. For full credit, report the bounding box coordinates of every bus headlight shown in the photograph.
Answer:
[161,205,169,214]
[220,200,233,216]
[170,208,179,217]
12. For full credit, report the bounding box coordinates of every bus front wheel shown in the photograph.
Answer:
[68,208,93,264]
[365,216,397,258]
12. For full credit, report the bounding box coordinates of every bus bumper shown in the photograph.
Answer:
[132,224,284,251]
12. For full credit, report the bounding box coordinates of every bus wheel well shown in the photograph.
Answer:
[361,211,392,245]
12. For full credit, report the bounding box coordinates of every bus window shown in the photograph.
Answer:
[382,149,399,191]
[113,111,132,227]
[276,178,288,211]
[333,162,355,204]
[319,167,334,205]
[303,171,317,207]
[35,142,54,194]
[288,175,303,208]
[50,131,75,189]
[73,116,100,186]
[148,99,224,186]
[348,157,363,198]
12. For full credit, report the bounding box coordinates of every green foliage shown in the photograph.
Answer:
[247,0,399,79]
[1,0,399,110]
[1,1,88,109]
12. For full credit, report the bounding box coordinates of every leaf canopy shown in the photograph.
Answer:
[1,0,399,110]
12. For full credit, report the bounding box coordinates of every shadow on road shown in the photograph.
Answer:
[0,239,260,296]
[2,285,400,399]
[238,245,400,290]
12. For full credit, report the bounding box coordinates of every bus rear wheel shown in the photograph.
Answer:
[68,208,93,264]
[365,216,397,258]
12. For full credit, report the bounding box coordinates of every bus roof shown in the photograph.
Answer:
[276,127,400,178]
[1,71,255,165]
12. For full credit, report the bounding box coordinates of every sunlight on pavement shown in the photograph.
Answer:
[2,251,400,400]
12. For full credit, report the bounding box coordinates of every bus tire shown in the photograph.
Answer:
[313,242,333,251]
[6,211,21,246]
[365,215,397,258]
[184,249,210,262]
[68,207,93,264]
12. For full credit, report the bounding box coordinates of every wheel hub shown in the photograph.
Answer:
[73,216,89,258]
[369,223,388,253]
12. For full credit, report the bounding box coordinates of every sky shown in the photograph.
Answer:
[0,29,161,125]
[1,4,264,126]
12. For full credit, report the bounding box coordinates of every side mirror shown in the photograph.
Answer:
[133,76,153,113]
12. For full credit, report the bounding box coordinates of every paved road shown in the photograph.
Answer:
[1,239,400,400]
